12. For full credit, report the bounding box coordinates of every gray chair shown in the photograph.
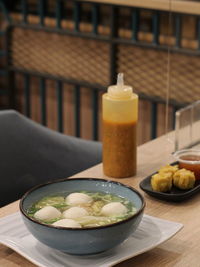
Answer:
[0,110,102,207]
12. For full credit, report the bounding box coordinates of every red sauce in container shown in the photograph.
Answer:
[179,155,200,180]
[174,150,200,180]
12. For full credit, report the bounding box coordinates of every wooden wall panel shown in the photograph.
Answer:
[14,73,170,145]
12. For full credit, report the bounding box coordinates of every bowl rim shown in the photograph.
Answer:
[20,177,145,231]
[173,149,200,165]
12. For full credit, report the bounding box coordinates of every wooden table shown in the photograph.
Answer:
[1,133,200,267]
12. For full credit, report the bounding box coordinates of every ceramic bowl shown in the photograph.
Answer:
[20,178,145,255]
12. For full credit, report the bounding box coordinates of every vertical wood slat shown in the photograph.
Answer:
[0,1,12,23]
[8,71,16,109]
[38,0,46,26]
[92,4,98,35]
[151,102,158,139]
[197,17,200,50]
[175,14,182,48]
[91,4,99,139]
[152,11,160,45]
[73,2,81,32]
[24,74,30,117]
[21,0,28,24]
[74,85,81,137]
[92,89,98,140]
[110,6,118,84]
[40,78,46,125]
[56,0,63,29]
[56,81,63,132]
[131,8,139,41]
[0,70,7,75]
[0,50,6,57]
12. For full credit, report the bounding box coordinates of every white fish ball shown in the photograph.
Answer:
[63,207,88,219]
[52,219,81,228]
[65,193,92,205]
[101,202,127,216]
[34,206,61,221]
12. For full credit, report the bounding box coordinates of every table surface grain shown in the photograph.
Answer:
[1,133,200,267]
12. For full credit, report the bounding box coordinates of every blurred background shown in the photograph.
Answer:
[0,0,199,145]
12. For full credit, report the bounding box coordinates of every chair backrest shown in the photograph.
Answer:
[0,110,102,207]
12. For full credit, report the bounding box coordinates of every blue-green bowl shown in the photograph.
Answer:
[20,178,145,255]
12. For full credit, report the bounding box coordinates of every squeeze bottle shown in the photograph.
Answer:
[102,73,138,178]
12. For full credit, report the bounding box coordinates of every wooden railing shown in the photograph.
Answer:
[82,0,200,15]
[0,0,199,144]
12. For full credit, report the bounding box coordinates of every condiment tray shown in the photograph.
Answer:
[140,165,200,202]
[0,212,183,267]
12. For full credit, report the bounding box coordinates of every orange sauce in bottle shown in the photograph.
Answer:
[102,73,138,178]
[103,120,137,178]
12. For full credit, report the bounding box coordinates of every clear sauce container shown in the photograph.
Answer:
[173,149,200,180]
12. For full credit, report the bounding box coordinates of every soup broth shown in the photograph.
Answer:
[27,191,136,228]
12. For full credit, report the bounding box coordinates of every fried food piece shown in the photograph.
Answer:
[173,168,195,190]
[159,165,179,177]
[151,172,172,192]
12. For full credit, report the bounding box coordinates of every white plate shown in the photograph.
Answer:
[0,212,183,267]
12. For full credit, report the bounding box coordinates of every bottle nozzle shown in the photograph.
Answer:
[117,73,124,87]
[107,73,133,99]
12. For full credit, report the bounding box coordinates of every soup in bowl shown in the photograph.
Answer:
[20,178,145,255]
